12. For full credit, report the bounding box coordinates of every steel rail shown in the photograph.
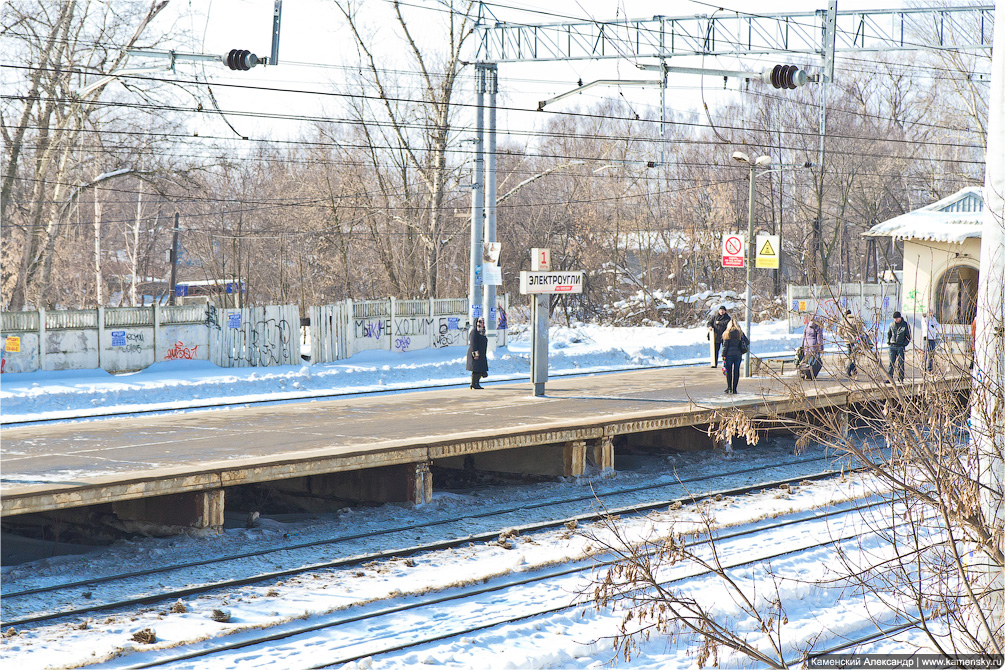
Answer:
[103,497,909,669]
[2,466,859,628]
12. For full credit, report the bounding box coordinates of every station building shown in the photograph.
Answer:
[864,187,985,346]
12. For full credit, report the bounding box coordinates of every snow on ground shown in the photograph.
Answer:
[0,321,954,667]
[0,467,943,670]
[0,320,802,423]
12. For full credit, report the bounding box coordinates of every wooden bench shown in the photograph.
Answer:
[751,355,794,376]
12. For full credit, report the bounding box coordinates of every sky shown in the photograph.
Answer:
[133,0,923,145]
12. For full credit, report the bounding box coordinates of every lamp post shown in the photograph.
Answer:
[732,152,813,376]
[732,151,771,377]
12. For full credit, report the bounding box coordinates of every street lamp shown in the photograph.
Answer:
[732,151,771,377]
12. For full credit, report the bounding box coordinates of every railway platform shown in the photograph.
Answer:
[0,361,955,534]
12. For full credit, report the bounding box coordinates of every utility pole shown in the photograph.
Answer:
[94,182,103,307]
[482,63,499,348]
[468,65,487,325]
[168,212,180,306]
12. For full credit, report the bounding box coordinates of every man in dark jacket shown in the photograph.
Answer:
[707,306,731,367]
[466,318,488,389]
[886,311,911,382]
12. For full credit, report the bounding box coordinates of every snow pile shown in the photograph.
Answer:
[604,288,786,327]
[0,321,802,423]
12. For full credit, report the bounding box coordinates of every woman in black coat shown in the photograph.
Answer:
[466,318,488,389]
[721,319,746,395]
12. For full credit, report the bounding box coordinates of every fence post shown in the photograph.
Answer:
[309,305,318,365]
[785,284,792,333]
[38,307,46,371]
[153,302,161,363]
[389,297,395,351]
[346,298,354,357]
[97,306,105,370]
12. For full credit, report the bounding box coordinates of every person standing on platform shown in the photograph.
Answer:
[721,319,746,394]
[886,311,911,382]
[838,309,865,376]
[921,309,941,373]
[707,305,731,368]
[466,318,488,389]
[800,314,824,360]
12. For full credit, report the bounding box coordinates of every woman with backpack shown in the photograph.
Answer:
[721,319,747,395]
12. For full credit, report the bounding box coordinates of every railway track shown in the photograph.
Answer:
[3,456,858,628]
[86,495,916,669]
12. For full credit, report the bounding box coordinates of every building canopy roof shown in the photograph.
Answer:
[863,187,985,244]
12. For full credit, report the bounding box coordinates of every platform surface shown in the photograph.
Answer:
[1,362,936,515]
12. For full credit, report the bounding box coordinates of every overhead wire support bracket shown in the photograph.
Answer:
[537,79,661,111]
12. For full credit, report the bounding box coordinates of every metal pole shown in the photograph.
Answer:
[659,60,666,167]
[745,165,755,377]
[531,294,549,396]
[483,64,498,349]
[168,211,180,306]
[469,65,486,324]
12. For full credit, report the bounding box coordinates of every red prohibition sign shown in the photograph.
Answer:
[724,236,742,255]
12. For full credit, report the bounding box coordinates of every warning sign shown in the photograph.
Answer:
[755,234,780,269]
[721,234,745,268]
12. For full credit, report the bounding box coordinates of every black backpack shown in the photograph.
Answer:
[739,334,750,354]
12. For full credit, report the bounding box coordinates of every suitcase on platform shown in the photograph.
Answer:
[798,355,822,380]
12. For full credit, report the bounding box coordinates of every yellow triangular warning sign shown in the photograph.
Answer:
[759,239,776,256]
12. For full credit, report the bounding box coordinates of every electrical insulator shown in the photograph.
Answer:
[225,49,260,71]
[767,64,807,89]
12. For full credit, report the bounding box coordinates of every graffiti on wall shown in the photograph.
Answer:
[205,305,221,330]
[165,341,199,360]
[111,331,145,354]
[226,317,293,367]
[355,318,391,341]
[905,290,927,315]
[431,317,466,349]
[393,317,432,352]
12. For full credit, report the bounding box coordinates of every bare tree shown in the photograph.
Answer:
[591,301,1003,663]
[335,0,477,298]
[2,0,171,309]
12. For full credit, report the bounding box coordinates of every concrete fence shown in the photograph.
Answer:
[786,282,902,336]
[310,296,509,364]
[1,296,510,374]
[0,303,300,374]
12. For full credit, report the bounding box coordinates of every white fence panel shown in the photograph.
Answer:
[2,296,508,374]
[310,303,351,364]
[391,299,432,353]
[211,305,300,368]
[0,332,40,373]
[350,299,392,355]
[429,298,469,350]
[158,324,211,363]
[786,282,901,336]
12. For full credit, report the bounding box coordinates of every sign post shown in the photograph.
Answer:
[520,252,583,396]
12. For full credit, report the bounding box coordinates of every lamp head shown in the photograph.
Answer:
[731,151,750,164]
[755,155,772,167]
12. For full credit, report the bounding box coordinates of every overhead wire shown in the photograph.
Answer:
[1,64,989,155]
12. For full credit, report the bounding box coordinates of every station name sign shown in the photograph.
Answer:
[519,271,584,294]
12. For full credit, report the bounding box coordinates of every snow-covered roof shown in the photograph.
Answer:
[863,187,986,243]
